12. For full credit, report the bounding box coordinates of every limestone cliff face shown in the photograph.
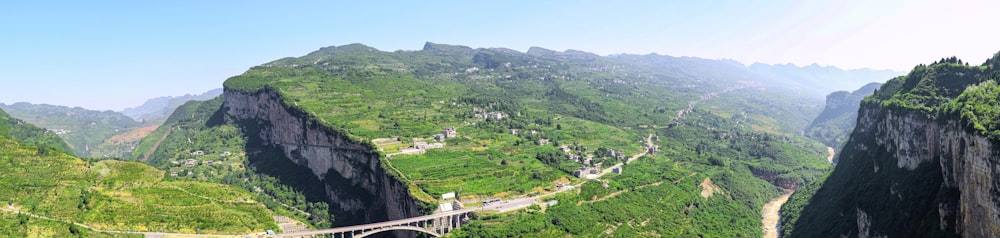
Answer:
[798,103,1000,237]
[223,88,421,228]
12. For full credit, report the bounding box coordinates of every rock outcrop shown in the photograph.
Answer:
[224,88,422,233]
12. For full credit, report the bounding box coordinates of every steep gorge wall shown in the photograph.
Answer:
[857,106,1000,237]
[788,103,1000,237]
[224,88,421,230]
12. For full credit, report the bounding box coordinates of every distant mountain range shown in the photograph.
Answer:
[120,88,223,122]
[0,88,223,158]
[0,102,141,158]
[748,63,903,94]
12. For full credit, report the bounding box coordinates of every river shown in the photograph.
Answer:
[762,190,793,238]
[762,146,836,237]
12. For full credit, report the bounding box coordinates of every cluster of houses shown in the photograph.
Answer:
[434,127,457,141]
[473,107,507,120]
[606,149,627,160]
[190,150,232,157]
[164,150,238,178]
[47,128,71,135]
[169,170,194,177]
[397,127,456,155]
[413,140,445,150]
[509,129,540,135]
[573,166,602,178]
[645,145,659,155]
[557,140,645,179]
[174,159,220,167]
[572,165,624,179]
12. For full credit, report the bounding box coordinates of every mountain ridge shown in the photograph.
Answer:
[120,88,223,122]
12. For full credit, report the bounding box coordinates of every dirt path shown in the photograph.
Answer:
[762,190,794,238]
[826,146,835,163]
[141,126,175,161]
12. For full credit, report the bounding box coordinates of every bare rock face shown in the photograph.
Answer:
[853,106,1000,237]
[224,89,420,233]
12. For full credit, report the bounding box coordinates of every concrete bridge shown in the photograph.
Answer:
[276,209,473,238]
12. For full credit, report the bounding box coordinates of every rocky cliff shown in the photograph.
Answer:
[857,105,998,237]
[224,88,422,231]
[805,82,882,152]
[784,56,1000,238]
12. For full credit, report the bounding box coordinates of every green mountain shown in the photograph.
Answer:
[0,102,143,158]
[804,82,882,154]
[0,108,279,236]
[0,108,72,153]
[129,42,834,237]
[120,88,223,123]
[782,54,1000,237]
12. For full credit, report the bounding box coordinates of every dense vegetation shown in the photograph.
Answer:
[452,155,766,237]
[0,102,144,158]
[0,108,278,236]
[782,53,1000,237]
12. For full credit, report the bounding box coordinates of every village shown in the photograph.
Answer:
[369,105,662,214]
[165,149,238,178]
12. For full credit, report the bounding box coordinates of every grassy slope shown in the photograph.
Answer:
[0,108,278,236]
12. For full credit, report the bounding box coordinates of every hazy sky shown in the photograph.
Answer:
[1,0,998,110]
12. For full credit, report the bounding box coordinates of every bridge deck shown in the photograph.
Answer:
[277,209,472,237]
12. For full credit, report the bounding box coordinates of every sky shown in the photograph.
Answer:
[1,0,998,111]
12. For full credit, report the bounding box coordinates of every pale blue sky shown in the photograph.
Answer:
[1,0,997,110]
